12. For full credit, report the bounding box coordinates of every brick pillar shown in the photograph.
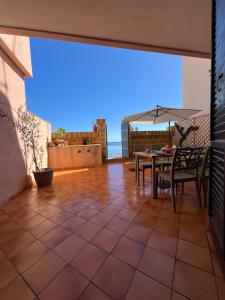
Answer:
[96,119,107,160]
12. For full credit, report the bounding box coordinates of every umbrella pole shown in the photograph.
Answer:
[168,121,171,145]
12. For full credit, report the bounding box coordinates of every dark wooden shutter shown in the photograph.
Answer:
[121,122,130,158]
[210,0,225,274]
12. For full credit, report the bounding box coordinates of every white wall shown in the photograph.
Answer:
[183,57,211,116]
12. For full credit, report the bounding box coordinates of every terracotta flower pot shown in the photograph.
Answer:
[54,139,65,145]
[33,168,53,187]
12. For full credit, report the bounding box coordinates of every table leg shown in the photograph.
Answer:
[152,156,158,199]
[135,156,137,182]
[135,155,140,186]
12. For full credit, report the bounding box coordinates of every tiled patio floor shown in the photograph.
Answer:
[0,162,224,300]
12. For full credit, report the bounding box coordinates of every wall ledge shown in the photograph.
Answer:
[0,37,32,77]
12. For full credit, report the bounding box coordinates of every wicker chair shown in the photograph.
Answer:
[158,147,203,212]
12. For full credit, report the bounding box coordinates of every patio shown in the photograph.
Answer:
[0,162,224,300]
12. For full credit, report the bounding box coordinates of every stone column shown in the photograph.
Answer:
[96,119,108,159]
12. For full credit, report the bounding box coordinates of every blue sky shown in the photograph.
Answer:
[25,38,182,142]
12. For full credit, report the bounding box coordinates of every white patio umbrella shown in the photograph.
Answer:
[123,105,201,144]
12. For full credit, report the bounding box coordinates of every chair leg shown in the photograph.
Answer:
[171,184,176,213]
[142,168,145,186]
[195,179,201,208]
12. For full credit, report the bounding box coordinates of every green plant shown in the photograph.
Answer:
[16,108,44,171]
[0,106,44,172]
[175,123,199,146]
[56,127,65,139]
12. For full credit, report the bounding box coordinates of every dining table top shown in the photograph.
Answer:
[133,151,174,158]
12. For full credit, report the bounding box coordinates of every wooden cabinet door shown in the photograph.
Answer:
[210,0,225,274]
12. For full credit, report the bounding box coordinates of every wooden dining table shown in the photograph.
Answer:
[133,151,173,199]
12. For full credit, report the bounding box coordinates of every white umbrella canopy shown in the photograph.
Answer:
[123,105,201,124]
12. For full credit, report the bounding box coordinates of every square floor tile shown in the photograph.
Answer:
[91,212,113,226]
[92,228,121,252]
[71,243,107,279]
[103,204,121,215]
[134,212,156,228]
[29,220,57,238]
[39,265,88,300]
[113,236,144,267]
[50,211,74,225]
[1,232,36,258]
[138,246,175,287]
[54,234,86,262]
[93,255,135,300]
[0,226,26,247]
[19,214,46,229]
[176,239,213,273]
[40,227,71,248]
[23,252,66,293]
[11,240,49,273]
[0,276,34,300]
[77,207,99,220]
[125,223,151,244]
[148,230,177,257]
[79,197,96,206]
[79,283,111,300]
[126,270,171,300]
[216,276,225,300]
[67,203,87,215]
[154,218,179,237]
[61,216,86,232]
[89,201,108,210]
[106,216,130,234]
[0,259,18,290]
[171,291,188,300]
[179,224,208,248]
[117,208,137,221]
[140,204,161,217]
[173,261,218,300]
[76,221,102,241]
[0,249,6,264]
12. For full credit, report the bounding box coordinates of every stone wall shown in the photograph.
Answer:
[52,119,108,159]
[173,114,210,147]
[129,130,173,157]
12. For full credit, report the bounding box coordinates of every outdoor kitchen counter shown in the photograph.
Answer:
[48,144,102,170]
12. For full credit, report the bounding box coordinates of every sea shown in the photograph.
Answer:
[107,142,122,158]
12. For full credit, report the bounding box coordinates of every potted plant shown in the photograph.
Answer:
[16,108,53,187]
[55,127,66,145]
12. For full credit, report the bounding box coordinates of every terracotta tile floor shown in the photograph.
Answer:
[0,162,224,300]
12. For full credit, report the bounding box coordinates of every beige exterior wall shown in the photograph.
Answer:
[0,34,51,205]
[183,57,211,116]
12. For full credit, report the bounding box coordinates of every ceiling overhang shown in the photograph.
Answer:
[0,0,211,58]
